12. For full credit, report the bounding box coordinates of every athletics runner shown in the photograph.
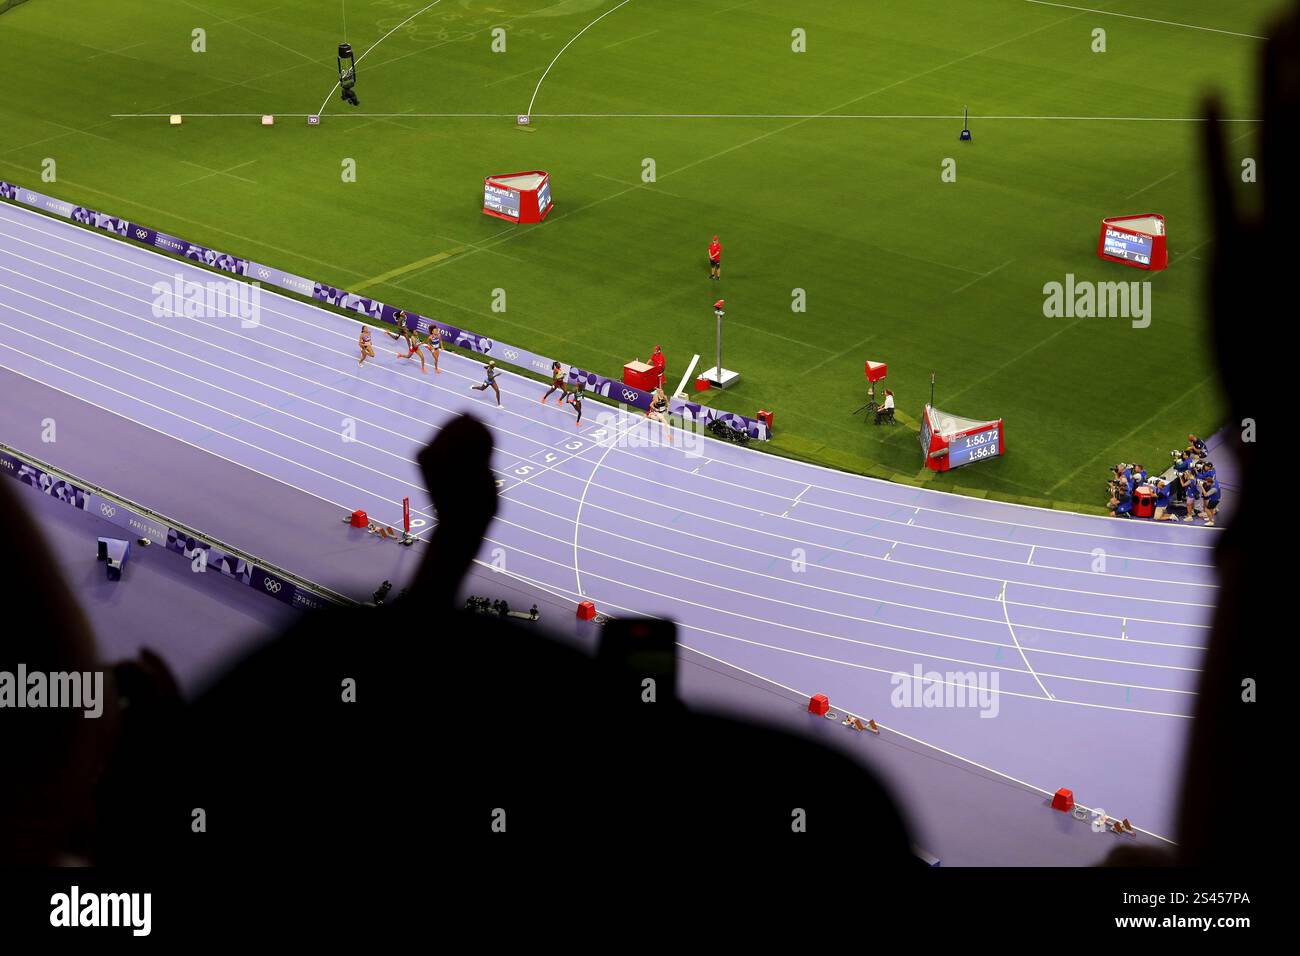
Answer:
[358,325,375,366]
[570,380,585,428]
[423,327,443,374]
[471,360,502,406]
[397,326,427,374]
[646,385,672,443]
[541,361,567,404]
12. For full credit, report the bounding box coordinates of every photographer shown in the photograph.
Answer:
[1151,478,1177,521]
[1107,478,1133,518]
[874,388,895,424]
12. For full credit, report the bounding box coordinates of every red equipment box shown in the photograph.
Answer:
[919,404,1004,472]
[864,360,888,383]
[482,170,553,224]
[623,361,658,390]
[1097,214,1167,271]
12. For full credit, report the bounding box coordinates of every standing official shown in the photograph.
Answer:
[708,234,722,280]
[650,345,666,388]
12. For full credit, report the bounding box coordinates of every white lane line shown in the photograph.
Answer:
[573,417,645,597]
[1001,581,1054,700]
[1022,0,1267,40]
[525,0,637,118]
[1027,544,1036,565]
[781,483,812,517]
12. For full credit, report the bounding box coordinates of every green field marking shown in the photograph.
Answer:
[353,246,468,292]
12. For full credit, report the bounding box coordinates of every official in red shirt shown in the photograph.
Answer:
[708,235,722,280]
[649,345,666,387]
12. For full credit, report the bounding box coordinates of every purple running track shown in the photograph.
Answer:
[0,201,1219,845]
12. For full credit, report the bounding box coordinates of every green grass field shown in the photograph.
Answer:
[1,0,1278,509]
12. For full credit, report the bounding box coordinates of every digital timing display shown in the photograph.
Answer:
[537,179,552,214]
[946,427,1002,469]
[483,183,520,220]
[1102,228,1152,266]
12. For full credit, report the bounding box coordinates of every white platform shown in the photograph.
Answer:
[700,366,741,388]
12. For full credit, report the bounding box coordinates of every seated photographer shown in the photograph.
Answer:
[1107,481,1133,518]
[874,388,895,424]
[1186,433,1208,458]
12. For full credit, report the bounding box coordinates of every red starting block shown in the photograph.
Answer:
[350,510,368,528]
[1051,788,1075,812]
[808,693,830,716]
[576,600,597,621]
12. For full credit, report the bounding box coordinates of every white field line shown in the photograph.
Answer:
[525,0,637,118]
[1022,0,1267,40]
[108,111,1263,122]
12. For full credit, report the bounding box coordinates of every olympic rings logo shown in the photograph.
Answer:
[99,503,116,518]
[621,389,639,402]
[263,579,283,594]
[257,268,271,279]
[503,349,519,360]
[135,228,149,239]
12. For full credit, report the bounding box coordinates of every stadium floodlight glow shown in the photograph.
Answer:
[338,42,359,107]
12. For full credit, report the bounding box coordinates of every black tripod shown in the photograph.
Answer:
[852,384,878,420]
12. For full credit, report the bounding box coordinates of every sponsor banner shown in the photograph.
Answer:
[0,180,770,439]
[84,493,169,545]
[247,259,315,298]
[4,456,89,509]
[252,566,331,612]
[166,527,253,584]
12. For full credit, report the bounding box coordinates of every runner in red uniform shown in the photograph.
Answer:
[541,361,567,404]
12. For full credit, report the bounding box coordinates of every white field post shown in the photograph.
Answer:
[674,354,701,398]
[716,308,723,385]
